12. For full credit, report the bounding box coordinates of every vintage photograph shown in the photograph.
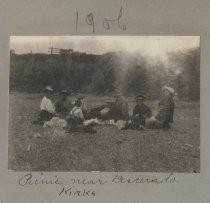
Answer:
[9,36,200,172]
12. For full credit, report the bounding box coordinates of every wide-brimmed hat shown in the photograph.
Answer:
[135,94,147,100]
[44,85,53,92]
[60,90,69,95]
[162,86,175,95]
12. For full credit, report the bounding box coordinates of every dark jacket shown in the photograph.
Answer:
[132,104,152,126]
[55,98,72,117]
[133,104,152,118]
[156,96,175,123]
[109,98,129,121]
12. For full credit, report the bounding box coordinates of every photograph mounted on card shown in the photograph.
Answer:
[9,36,200,172]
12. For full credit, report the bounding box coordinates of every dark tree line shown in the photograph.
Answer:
[168,47,200,100]
[10,47,200,100]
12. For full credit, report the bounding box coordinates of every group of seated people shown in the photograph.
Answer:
[37,85,175,132]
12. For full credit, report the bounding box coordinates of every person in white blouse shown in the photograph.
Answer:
[39,86,55,121]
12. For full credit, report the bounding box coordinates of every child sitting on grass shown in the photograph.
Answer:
[66,100,98,133]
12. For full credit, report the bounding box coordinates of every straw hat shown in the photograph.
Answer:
[44,86,53,92]
[162,86,175,95]
[60,90,69,95]
[135,94,147,100]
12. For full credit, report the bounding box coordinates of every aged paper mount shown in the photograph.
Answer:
[1,1,210,203]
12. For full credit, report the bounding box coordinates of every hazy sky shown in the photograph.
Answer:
[10,36,200,60]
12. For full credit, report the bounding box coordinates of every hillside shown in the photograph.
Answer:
[10,47,200,100]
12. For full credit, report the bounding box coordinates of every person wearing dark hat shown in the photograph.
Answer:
[55,90,73,118]
[155,86,175,130]
[131,94,152,130]
[39,86,55,122]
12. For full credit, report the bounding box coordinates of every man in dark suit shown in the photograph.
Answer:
[55,90,72,118]
[108,93,129,122]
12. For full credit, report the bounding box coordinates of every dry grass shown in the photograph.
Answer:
[8,92,200,172]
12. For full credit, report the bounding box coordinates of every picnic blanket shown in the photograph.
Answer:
[43,117,67,128]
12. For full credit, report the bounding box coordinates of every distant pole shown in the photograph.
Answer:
[49,46,53,55]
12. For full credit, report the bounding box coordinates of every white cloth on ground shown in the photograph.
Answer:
[43,117,67,128]
[146,115,156,122]
[83,118,99,126]
[114,120,127,130]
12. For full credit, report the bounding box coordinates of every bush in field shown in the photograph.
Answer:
[124,65,148,95]
[168,47,200,100]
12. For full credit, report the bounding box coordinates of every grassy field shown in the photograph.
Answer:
[8,92,200,172]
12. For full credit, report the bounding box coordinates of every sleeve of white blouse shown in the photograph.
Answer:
[40,98,44,110]
[43,98,55,113]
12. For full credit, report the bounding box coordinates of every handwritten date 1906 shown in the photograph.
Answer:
[76,6,126,33]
